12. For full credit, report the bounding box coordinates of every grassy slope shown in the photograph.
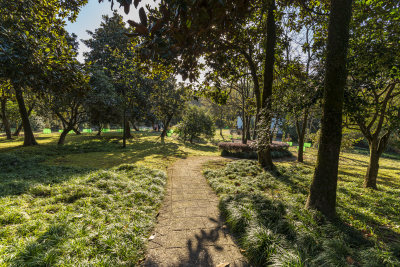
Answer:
[203,147,400,266]
[0,131,218,266]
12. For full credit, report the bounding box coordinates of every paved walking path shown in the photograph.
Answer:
[142,157,248,267]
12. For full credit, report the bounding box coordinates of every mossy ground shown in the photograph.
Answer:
[0,131,219,266]
[203,147,400,266]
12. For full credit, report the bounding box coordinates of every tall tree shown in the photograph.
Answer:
[257,0,277,169]
[103,0,281,169]
[344,0,400,189]
[87,68,122,135]
[305,0,353,218]
[0,0,87,146]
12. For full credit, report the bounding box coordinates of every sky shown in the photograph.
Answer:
[65,0,148,62]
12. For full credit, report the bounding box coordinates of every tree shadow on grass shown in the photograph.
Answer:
[220,192,375,266]
[0,162,90,198]
[8,223,69,267]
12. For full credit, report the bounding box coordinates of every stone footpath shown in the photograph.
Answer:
[142,157,248,267]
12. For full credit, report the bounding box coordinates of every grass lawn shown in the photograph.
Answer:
[0,131,219,266]
[203,148,400,266]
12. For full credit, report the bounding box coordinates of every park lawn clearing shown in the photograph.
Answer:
[0,152,166,266]
[203,154,400,266]
[0,131,219,266]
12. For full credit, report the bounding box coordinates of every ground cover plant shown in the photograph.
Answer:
[0,131,219,266]
[203,151,400,266]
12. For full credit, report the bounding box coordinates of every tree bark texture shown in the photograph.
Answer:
[1,98,12,139]
[306,0,353,218]
[296,111,309,163]
[14,86,37,146]
[257,0,276,170]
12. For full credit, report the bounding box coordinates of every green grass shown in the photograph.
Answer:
[0,131,218,170]
[0,164,166,266]
[0,131,219,266]
[203,153,400,266]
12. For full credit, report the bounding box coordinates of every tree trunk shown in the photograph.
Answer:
[14,86,37,146]
[1,98,12,140]
[122,111,127,148]
[252,114,258,140]
[245,116,251,141]
[306,0,353,218]
[296,112,309,163]
[258,147,273,168]
[257,0,276,170]
[73,127,81,135]
[297,128,305,163]
[97,126,102,136]
[125,120,132,139]
[131,121,139,131]
[13,102,34,137]
[364,140,379,189]
[13,124,23,136]
[58,128,72,145]
[242,116,247,144]
[160,115,173,144]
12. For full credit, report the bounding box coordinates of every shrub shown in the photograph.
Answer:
[218,141,291,159]
[176,106,215,143]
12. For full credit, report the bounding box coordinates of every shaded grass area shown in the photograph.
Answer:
[0,132,218,266]
[203,159,400,266]
[0,164,166,266]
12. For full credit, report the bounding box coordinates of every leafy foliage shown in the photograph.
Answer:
[176,106,215,143]
[86,68,122,128]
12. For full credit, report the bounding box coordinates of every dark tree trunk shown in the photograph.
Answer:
[241,116,247,144]
[97,126,102,136]
[13,124,23,136]
[363,133,390,189]
[364,140,380,189]
[13,102,34,137]
[245,116,251,141]
[73,127,81,135]
[219,110,224,140]
[160,115,173,144]
[14,86,37,146]
[125,120,132,139]
[306,0,353,218]
[296,112,309,163]
[122,111,127,148]
[58,128,72,145]
[257,0,276,170]
[1,98,12,140]
[252,113,258,140]
[131,121,139,131]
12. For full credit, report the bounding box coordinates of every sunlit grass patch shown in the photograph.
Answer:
[0,163,166,266]
[203,158,400,266]
[0,131,219,170]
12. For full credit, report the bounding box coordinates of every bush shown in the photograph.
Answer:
[176,106,215,143]
[218,141,291,159]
